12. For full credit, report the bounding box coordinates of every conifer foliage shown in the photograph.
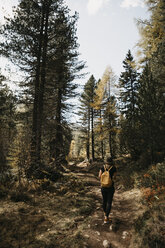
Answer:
[137,64,165,164]
[0,72,16,173]
[119,50,139,158]
[79,67,118,160]
[79,75,96,160]
[0,0,84,175]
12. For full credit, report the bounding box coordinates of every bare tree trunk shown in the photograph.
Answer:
[108,110,113,158]
[0,130,6,172]
[37,1,49,164]
[109,130,113,158]
[91,108,95,161]
[31,4,45,171]
[54,87,63,162]
[100,110,104,160]
[87,107,90,160]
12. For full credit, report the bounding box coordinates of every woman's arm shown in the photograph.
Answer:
[99,169,102,178]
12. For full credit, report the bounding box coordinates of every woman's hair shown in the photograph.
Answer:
[105,156,113,165]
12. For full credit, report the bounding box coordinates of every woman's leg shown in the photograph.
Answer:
[101,188,107,214]
[106,187,115,217]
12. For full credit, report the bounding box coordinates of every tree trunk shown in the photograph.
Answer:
[37,1,49,164]
[51,87,64,167]
[0,130,6,172]
[31,4,45,171]
[109,130,113,158]
[108,110,113,158]
[100,110,104,160]
[87,107,90,160]
[91,108,95,161]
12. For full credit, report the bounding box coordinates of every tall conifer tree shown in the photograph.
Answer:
[79,75,96,160]
[137,64,165,163]
[0,0,84,173]
[119,50,139,157]
[0,72,16,172]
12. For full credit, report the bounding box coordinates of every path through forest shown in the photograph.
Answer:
[0,161,145,248]
[75,162,144,248]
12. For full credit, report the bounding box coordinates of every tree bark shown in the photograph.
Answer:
[87,107,90,160]
[91,108,95,161]
[37,1,49,164]
[31,3,45,170]
[54,87,63,161]
[100,110,104,159]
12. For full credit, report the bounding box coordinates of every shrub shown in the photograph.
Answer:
[141,161,165,205]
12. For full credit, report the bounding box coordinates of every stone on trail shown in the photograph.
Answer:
[122,231,129,239]
[109,224,113,231]
[103,239,111,248]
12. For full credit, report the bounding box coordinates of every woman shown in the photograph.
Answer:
[99,156,117,224]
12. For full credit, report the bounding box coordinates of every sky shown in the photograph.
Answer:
[64,0,149,81]
[0,0,150,123]
[0,0,150,87]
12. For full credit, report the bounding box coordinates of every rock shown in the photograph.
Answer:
[122,231,129,239]
[75,216,84,222]
[109,224,113,231]
[103,240,111,248]
[83,242,88,248]
[95,231,101,236]
[84,234,90,239]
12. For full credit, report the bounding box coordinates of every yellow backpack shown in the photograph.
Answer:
[101,165,113,188]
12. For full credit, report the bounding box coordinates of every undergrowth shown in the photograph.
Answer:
[133,161,165,248]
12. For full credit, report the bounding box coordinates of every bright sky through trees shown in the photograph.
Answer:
[0,0,149,85]
[65,0,149,80]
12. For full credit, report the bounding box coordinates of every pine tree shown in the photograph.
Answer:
[0,72,16,173]
[79,75,96,160]
[137,64,165,164]
[93,79,105,159]
[135,0,165,163]
[104,95,118,158]
[44,9,84,165]
[119,50,139,157]
[137,0,165,93]
[0,0,84,173]
[93,66,118,158]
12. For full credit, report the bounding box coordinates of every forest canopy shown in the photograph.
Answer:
[0,0,164,178]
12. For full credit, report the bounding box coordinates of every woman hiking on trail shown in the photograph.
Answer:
[99,157,117,224]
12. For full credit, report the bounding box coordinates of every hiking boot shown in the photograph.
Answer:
[108,217,112,223]
[104,217,109,224]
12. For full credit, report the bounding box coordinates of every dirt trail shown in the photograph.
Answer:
[75,163,144,248]
[0,162,144,248]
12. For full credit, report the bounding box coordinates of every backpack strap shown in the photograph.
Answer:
[104,165,113,172]
[109,166,114,180]
[108,166,113,172]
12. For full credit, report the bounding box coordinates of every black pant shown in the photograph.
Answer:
[101,186,115,217]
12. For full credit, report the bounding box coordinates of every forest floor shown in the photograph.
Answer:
[0,160,147,248]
